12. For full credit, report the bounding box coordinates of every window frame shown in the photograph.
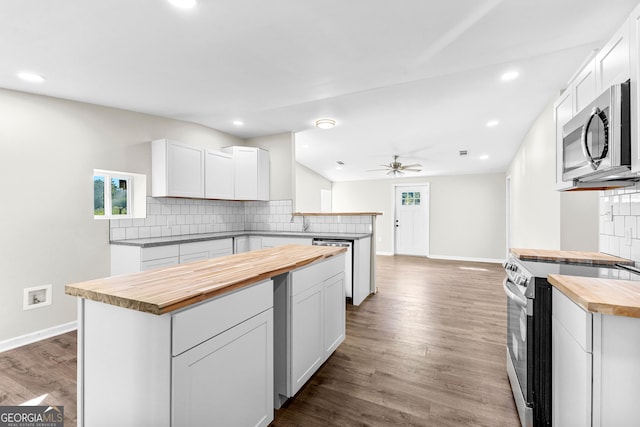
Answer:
[94,169,134,219]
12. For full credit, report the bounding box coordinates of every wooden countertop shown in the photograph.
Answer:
[510,248,633,266]
[65,245,346,315]
[548,274,640,318]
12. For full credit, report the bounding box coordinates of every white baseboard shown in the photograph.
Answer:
[0,321,77,353]
[428,254,504,264]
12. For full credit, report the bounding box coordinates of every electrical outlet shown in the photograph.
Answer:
[23,284,52,310]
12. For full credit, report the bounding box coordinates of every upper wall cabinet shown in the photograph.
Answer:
[152,139,205,198]
[222,146,270,201]
[595,20,630,92]
[205,149,234,199]
[572,59,597,114]
[630,3,640,173]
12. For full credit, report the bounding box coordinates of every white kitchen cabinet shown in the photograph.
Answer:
[629,3,640,173]
[223,146,270,201]
[204,149,234,199]
[111,238,232,275]
[261,236,313,248]
[552,288,592,427]
[290,281,324,393]
[274,254,345,405]
[572,59,597,114]
[79,279,274,427]
[178,239,233,263]
[234,235,263,253]
[172,308,273,427]
[152,139,205,198]
[595,20,630,92]
[323,273,346,355]
[554,89,574,190]
[553,287,640,427]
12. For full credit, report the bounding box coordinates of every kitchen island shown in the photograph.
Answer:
[66,244,347,427]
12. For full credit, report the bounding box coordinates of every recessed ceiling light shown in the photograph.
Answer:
[480,154,490,160]
[315,118,336,130]
[17,72,46,83]
[501,70,519,81]
[168,0,197,9]
[486,120,499,127]
[233,120,243,126]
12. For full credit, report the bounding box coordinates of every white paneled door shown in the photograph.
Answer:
[394,185,429,256]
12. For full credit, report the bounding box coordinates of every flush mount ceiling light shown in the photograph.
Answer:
[232,120,243,126]
[315,118,336,130]
[168,0,197,9]
[501,70,519,81]
[486,120,499,127]
[480,154,490,160]
[17,72,46,83]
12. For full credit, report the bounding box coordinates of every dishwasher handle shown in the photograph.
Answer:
[503,277,528,308]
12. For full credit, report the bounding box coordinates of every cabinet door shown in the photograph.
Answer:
[596,21,630,92]
[205,149,234,199]
[353,238,371,306]
[290,282,324,395]
[573,60,597,113]
[554,89,574,190]
[234,147,259,200]
[323,273,345,356]
[152,139,205,198]
[552,289,592,427]
[172,309,274,427]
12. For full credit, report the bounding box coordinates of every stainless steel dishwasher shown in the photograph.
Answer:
[312,239,353,303]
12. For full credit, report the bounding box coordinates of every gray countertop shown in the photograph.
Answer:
[110,230,372,248]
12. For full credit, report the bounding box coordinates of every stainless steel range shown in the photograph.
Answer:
[503,255,640,427]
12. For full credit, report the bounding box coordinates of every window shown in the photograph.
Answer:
[401,191,421,206]
[94,170,133,219]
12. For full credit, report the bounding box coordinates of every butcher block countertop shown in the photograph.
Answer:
[510,248,633,266]
[548,274,640,318]
[65,244,346,315]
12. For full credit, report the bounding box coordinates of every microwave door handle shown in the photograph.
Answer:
[503,277,527,308]
[581,106,609,170]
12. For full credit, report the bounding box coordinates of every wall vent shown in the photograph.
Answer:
[459,150,469,156]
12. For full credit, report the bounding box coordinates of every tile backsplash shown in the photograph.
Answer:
[110,197,373,240]
[599,185,640,262]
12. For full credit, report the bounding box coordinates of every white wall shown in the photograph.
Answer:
[245,132,295,201]
[0,88,243,342]
[332,173,506,261]
[295,162,332,212]
[507,98,598,251]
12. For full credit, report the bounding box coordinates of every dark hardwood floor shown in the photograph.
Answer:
[0,255,518,427]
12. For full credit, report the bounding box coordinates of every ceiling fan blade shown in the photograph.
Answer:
[400,163,422,169]
[366,168,391,172]
[403,168,422,172]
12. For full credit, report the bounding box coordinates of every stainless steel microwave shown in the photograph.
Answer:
[562,80,630,182]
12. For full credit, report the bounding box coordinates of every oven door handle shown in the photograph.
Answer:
[503,277,528,308]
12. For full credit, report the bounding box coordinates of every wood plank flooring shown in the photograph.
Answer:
[0,255,518,427]
[273,256,519,426]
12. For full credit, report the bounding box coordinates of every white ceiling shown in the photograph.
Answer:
[2,0,639,181]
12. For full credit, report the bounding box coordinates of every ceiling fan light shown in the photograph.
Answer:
[315,118,336,130]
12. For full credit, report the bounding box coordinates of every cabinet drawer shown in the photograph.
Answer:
[140,245,179,262]
[290,254,343,296]
[141,257,179,271]
[179,239,232,255]
[172,279,273,356]
[553,288,592,352]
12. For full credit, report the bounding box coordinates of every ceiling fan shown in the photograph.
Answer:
[367,155,422,175]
